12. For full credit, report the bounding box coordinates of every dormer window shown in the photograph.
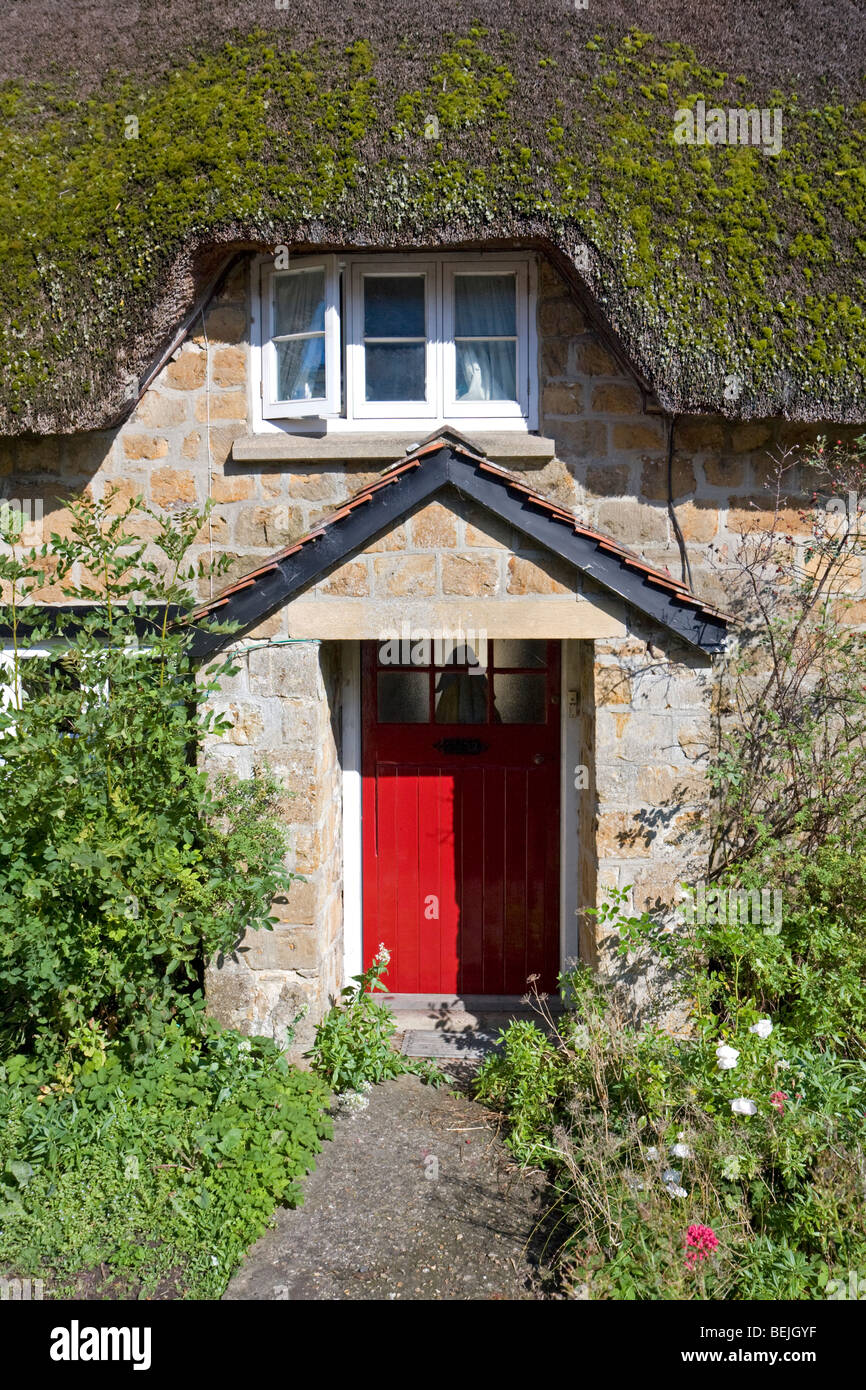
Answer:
[257,252,537,432]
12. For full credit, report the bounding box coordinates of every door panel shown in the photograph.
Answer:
[362,639,560,994]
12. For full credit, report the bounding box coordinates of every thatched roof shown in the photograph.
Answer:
[1,0,864,434]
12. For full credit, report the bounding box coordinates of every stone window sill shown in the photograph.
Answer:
[232,432,556,466]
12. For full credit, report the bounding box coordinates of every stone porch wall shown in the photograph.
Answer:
[201,636,343,1055]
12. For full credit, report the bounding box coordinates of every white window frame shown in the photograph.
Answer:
[260,256,341,420]
[347,260,439,421]
[253,250,538,434]
[442,260,529,420]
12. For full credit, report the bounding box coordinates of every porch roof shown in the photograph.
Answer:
[188,429,728,659]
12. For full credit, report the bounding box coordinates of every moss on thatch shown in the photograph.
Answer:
[0,5,864,432]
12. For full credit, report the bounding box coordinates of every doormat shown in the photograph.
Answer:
[400,1030,503,1060]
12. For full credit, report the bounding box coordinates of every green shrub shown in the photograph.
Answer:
[477,965,866,1300]
[309,947,442,1095]
[0,490,291,1066]
[0,1021,332,1298]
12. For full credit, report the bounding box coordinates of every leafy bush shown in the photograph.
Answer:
[476,962,866,1300]
[0,492,330,1297]
[309,946,442,1095]
[0,490,291,1065]
[0,1021,331,1298]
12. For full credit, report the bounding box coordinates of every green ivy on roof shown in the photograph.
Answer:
[0,12,864,433]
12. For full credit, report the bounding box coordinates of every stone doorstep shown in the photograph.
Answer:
[384,994,562,1037]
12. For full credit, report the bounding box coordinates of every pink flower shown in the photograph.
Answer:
[685,1224,719,1268]
[770,1090,787,1114]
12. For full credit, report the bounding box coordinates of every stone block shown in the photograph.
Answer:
[551,419,608,460]
[596,810,655,858]
[321,559,370,596]
[211,471,255,502]
[594,665,632,704]
[542,383,584,416]
[240,925,320,971]
[165,351,207,391]
[373,554,437,597]
[123,434,169,461]
[612,421,665,451]
[704,455,744,488]
[442,553,500,596]
[590,383,643,414]
[365,525,408,552]
[212,347,247,387]
[150,467,197,507]
[131,391,188,428]
[677,501,719,542]
[574,341,620,376]
[408,501,458,549]
[640,455,696,501]
[506,555,571,595]
[585,463,630,496]
[196,391,247,423]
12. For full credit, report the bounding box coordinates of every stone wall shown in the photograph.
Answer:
[2,246,863,1034]
[201,633,343,1055]
[2,251,861,614]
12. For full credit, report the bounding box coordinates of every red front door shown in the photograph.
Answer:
[362,638,561,995]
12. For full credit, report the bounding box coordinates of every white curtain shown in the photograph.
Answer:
[274,270,326,401]
[455,274,516,402]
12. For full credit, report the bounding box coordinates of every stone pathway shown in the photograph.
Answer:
[224,1072,560,1301]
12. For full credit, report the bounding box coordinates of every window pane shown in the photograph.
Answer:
[274,268,325,336]
[377,671,429,723]
[455,273,516,336]
[364,275,425,337]
[276,336,326,401]
[493,673,546,724]
[494,640,547,669]
[434,639,484,668]
[435,671,488,724]
[365,342,425,401]
[455,341,516,402]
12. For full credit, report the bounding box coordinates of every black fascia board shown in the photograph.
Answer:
[445,454,728,653]
[187,443,727,661]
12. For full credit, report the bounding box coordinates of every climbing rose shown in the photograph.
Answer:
[749,1019,773,1038]
[670,1142,692,1159]
[685,1224,719,1267]
[731,1097,757,1115]
[770,1091,788,1114]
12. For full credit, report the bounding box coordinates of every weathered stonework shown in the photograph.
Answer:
[3,248,864,1050]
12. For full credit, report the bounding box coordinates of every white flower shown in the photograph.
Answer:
[665,1184,688,1199]
[375,942,391,965]
[716,1043,740,1071]
[211,1256,219,1266]
[237,1038,252,1053]
[731,1097,757,1116]
[721,1155,741,1180]
[571,1024,591,1050]
[749,1018,773,1039]
[662,1168,682,1185]
[645,1146,660,1161]
[670,1142,692,1159]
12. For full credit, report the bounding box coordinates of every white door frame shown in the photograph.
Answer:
[340,638,580,990]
